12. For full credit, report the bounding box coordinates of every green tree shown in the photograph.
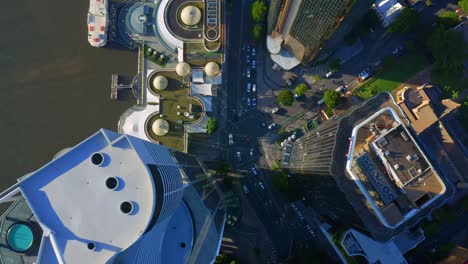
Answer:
[428,27,466,91]
[278,90,294,106]
[328,58,341,72]
[388,8,419,33]
[324,90,342,109]
[459,0,468,12]
[438,11,460,29]
[425,0,432,6]
[273,171,289,192]
[459,98,468,131]
[206,117,218,134]
[295,83,308,96]
[252,24,263,40]
[251,0,268,23]
[215,254,230,264]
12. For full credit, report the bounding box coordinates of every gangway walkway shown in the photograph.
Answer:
[111,74,132,100]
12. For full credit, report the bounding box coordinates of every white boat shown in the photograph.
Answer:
[87,0,108,47]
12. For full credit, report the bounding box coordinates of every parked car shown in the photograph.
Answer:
[268,123,276,130]
[252,98,257,106]
[250,149,254,157]
[325,71,333,78]
[252,84,256,92]
[228,133,234,145]
[247,98,251,106]
[252,60,256,69]
[258,181,265,190]
[392,46,404,56]
[335,85,346,93]
[243,185,249,194]
[252,48,256,56]
[247,69,251,78]
[247,83,251,93]
[358,70,371,82]
[251,167,258,175]
[236,151,241,161]
[271,107,279,114]
[317,98,325,105]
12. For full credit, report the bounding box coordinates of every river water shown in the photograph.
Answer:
[0,1,136,190]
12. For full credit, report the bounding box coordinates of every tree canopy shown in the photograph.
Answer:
[295,83,308,96]
[459,0,468,12]
[251,0,268,23]
[324,90,342,109]
[459,98,468,132]
[438,11,460,29]
[388,8,419,33]
[278,90,294,106]
[328,58,341,72]
[252,24,263,40]
[206,117,218,134]
[427,27,466,92]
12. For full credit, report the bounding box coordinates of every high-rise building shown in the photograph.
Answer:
[267,0,353,69]
[0,129,225,264]
[285,93,451,241]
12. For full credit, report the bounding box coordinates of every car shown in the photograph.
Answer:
[251,167,258,175]
[236,151,241,161]
[325,71,333,78]
[247,70,251,78]
[297,211,304,220]
[228,133,234,145]
[358,70,371,82]
[293,93,299,99]
[317,98,325,105]
[252,84,256,92]
[250,149,254,157]
[290,203,297,210]
[268,123,276,130]
[242,185,249,194]
[252,60,256,69]
[247,83,251,93]
[252,98,257,106]
[392,46,404,56]
[258,181,265,190]
[335,85,346,93]
[271,107,279,114]
[252,48,256,56]
[247,98,251,106]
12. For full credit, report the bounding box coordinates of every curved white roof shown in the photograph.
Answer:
[180,6,201,26]
[17,131,157,263]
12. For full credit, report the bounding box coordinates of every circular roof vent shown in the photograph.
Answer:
[180,6,201,26]
[152,75,168,91]
[91,153,104,166]
[176,62,191,77]
[120,201,134,215]
[87,242,96,251]
[151,119,170,136]
[204,62,220,77]
[106,177,119,190]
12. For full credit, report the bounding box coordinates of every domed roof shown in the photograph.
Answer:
[180,6,201,26]
[152,75,168,91]
[176,62,191,77]
[204,62,220,77]
[151,119,169,136]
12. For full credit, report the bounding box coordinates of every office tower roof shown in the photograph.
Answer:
[0,129,225,264]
